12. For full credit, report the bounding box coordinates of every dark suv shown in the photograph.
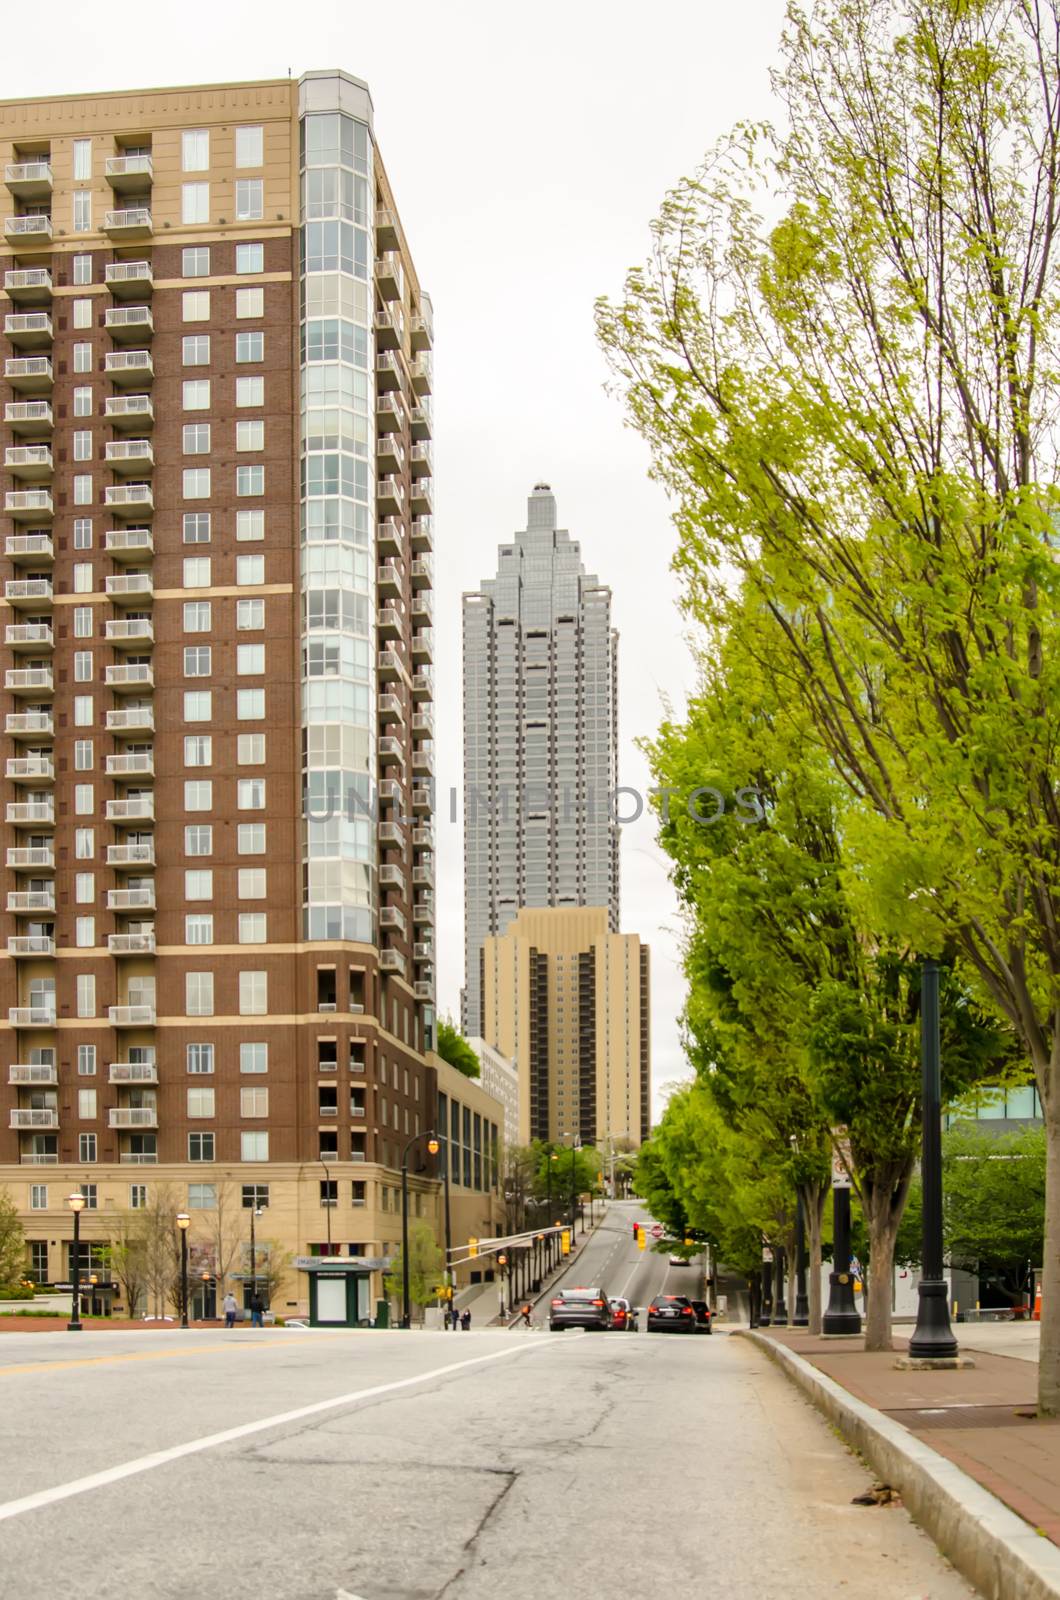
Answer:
[646,1295,697,1333]
[548,1287,612,1331]
[690,1299,713,1334]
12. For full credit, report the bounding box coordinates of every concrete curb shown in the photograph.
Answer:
[744,1331,1060,1600]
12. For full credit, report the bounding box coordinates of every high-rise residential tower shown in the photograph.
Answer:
[461,484,619,1037]
[0,73,453,1316]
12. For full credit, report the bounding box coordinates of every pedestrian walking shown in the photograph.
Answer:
[520,1302,533,1327]
[249,1291,265,1329]
[450,1304,460,1330]
[461,1308,471,1331]
[222,1291,238,1330]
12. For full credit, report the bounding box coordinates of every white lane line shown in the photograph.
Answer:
[0,1339,566,1524]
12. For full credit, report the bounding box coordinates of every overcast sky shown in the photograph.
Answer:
[24,0,789,1118]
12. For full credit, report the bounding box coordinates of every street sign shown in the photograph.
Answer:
[831,1134,852,1189]
[650,1223,663,1239]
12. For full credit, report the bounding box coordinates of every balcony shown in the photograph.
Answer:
[105,751,154,777]
[411,478,433,517]
[378,692,402,720]
[106,707,154,735]
[413,745,434,778]
[377,476,403,516]
[376,393,403,433]
[5,400,52,435]
[5,667,53,695]
[105,154,153,192]
[379,863,405,889]
[410,443,432,479]
[5,312,52,349]
[376,252,402,300]
[105,394,153,430]
[107,841,155,867]
[103,207,152,238]
[412,825,433,851]
[7,845,54,870]
[379,821,406,851]
[105,349,153,386]
[377,434,403,475]
[411,516,433,554]
[5,445,52,480]
[413,863,434,889]
[8,1002,56,1024]
[6,890,55,913]
[6,757,55,784]
[410,356,432,396]
[107,888,155,912]
[379,905,406,934]
[5,162,52,198]
[105,574,154,609]
[412,595,432,627]
[414,980,433,1001]
[106,660,154,689]
[375,207,398,249]
[6,801,53,828]
[106,796,154,823]
[375,353,401,392]
[378,734,404,766]
[105,439,153,474]
[6,623,52,651]
[377,518,402,557]
[5,356,52,392]
[10,1108,59,1128]
[106,527,153,560]
[6,533,53,564]
[413,897,434,924]
[377,562,401,599]
[119,1152,158,1165]
[379,949,406,976]
[6,711,53,738]
[105,260,153,299]
[4,215,52,245]
[108,1106,158,1128]
[9,1063,57,1086]
[411,558,432,592]
[105,305,153,343]
[411,629,433,664]
[413,942,434,965]
[410,405,431,442]
[108,933,156,958]
[377,648,405,683]
[105,621,153,650]
[411,785,432,815]
[104,486,153,520]
[411,671,432,702]
[5,578,52,608]
[378,778,402,805]
[412,710,433,737]
[108,1004,156,1027]
[6,489,53,522]
[108,1059,158,1082]
[4,268,52,303]
[374,309,400,351]
[377,606,402,641]
[410,309,433,352]
[8,935,55,957]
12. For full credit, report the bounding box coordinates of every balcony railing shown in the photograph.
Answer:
[8,935,55,957]
[105,350,153,385]
[105,797,154,823]
[119,1153,158,1165]
[5,445,53,478]
[106,528,153,558]
[7,892,56,914]
[6,623,52,649]
[8,1007,56,1027]
[107,842,155,866]
[108,1106,157,1128]
[6,756,54,782]
[105,574,153,605]
[108,1004,156,1026]
[107,934,156,958]
[105,623,154,650]
[107,887,155,911]
[104,260,153,297]
[6,801,53,827]
[105,751,154,777]
[105,154,153,189]
[105,440,153,472]
[104,487,153,518]
[5,667,53,694]
[5,578,52,606]
[6,712,53,737]
[108,1060,158,1083]
[4,268,52,302]
[6,535,53,565]
[103,207,152,236]
[5,312,52,347]
[5,162,52,195]
[9,1063,57,1085]
[106,708,154,734]
[4,215,52,243]
[6,847,54,870]
[9,1107,59,1128]
[410,356,432,396]
[105,394,153,427]
[6,489,53,521]
[105,306,153,341]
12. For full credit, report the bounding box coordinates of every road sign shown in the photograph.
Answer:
[650,1223,663,1239]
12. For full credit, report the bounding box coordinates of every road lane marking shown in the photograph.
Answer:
[0,1333,355,1380]
[0,1338,567,1523]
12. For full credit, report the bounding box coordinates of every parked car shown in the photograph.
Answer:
[668,1253,689,1266]
[646,1295,697,1332]
[548,1287,612,1332]
[689,1299,713,1334]
[608,1296,638,1331]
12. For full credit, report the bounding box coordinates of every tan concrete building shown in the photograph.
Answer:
[432,1051,506,1293]
[482,907,649,1150]
[0,72,441,1316]
[466,1036,518,1151]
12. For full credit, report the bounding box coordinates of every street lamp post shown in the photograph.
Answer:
[320,1159,332,1251]
[248,1203,262,1309]
[773,1245,788,1326]
[760,1247,774,1327]
[822,1172,861,1335]
[176,1212,190,1329]
[66,1191,86,1332]
[793,1194,810,1327]
[909,958,959,1360]
[400,1129,439,1329]
[441,1130,452,1302]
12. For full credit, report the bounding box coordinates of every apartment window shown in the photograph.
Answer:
[73,343,92,373]
[241,1132,268,1161]
[76,974,96,1018]
[73,607,93,639]
[184,825,212,856]
[184,735,212,767]
[236,331,264,362]
[73,740,93,770]
[75,917,95,949]
[73,563,93,592]
[183,290,210,322]
[81,1184,98,1209]
[79,1134,97,1163]
[75,873,94,906]
[187,1184,215,1209]
[30,1185,48,1211]
[235,179,263,220]
[183,468,210,498]
[236,376,264,408]
[187,1043,214,1075]
[77,1045,96,1076]
[183,557,211,587]
[72,191,92,232]
[237,779,265,810]
[242,1184,269,1207]
[183,379,211,409]
[183,692,212,722]
[237,734,265,764]
[236,510,265,541]
[75,785,94,815]
[185,870,213,900]
[73,475,92,506]
[73,430,92,462]
[187,1087,215,1119]
[183,423,211,454]
[238,913,266,944]
[73,699,93,729]
[183,513,211,544]
[72,255,92,286]
[238,868,266,898]
[237,825,265,855]
[235,242,264,274]
[236,598,265,630]
[236,420,264,451]
[72,138,92,179]
[182,182,209,224]
[73,517,93,548]
[183,247,210,277]
[73,651,92,683]
[240,1087,268,1118]
[235,287,264,319]
[75,828,94,859]
[78,1089,97,1120]
[186,972,214,1017]
[184,780,213,811]
[236,465,264,497]
[183,600,211,631]
[239,971,267,1015]
[130,1184,148,1210]
[236,689,265,720]
[183,335,210,365]
[184,645,211,676]
[186,914,213,945]
[73,298,93,330]
[236,555,264,585]
[73,386,93,417]
[235,126,264,168]
[240,1043,268,1074]
[188,1133,215,1162]
[182,130,209,171]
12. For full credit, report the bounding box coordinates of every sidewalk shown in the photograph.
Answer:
[750,1325,1060,1598]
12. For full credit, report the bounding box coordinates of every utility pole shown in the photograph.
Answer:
[909,958,959,1360]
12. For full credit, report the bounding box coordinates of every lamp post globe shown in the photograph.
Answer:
[66,1191,86,1333]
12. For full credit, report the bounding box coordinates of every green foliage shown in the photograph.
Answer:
[436,1019,480,1080]
[0,1188,26,1292]
[385,1220,445,1312]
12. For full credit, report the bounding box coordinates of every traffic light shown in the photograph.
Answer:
[468,1237,478,1258]
[561,1229,571,1255]
[497,1252,508,1267]
[637,1231,647,1251]
[683,1236,694,1248]
[632,1222,639,1239]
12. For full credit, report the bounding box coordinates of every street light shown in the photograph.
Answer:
[440,1126,452,1304]
[400,1129,439,1329]
[176,1212,190,1329]
[320,1159,332,1251]
[66,1191,86,1332]
[248,1203,263,1311]
[909,958,959,1359]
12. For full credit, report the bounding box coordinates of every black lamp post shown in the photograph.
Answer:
[793,1195,810,1327]
[773,1244,788,1326]
[909,958,959,1360]
[760,1247,774,1327]
[822,1163,861,1335]
[176,1211,190,1328]
[400,1129,439,1329]
[441,1129,452,1303]
[248,1203,262,1308]
[320,1159,332,1251]
[66,1190,85,1332]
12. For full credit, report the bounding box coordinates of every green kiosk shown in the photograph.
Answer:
[295,1255,389,1328]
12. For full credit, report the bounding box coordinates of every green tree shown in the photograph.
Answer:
[599,0,1060,1410]
[0,1187,26,1291]
[385,1220,445,1318]
[436,1018,480,1080]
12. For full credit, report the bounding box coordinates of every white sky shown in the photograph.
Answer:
[23,0,789,1119]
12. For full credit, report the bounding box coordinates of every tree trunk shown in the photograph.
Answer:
[804,1183,826,1336]
[864,1210,897,1353]
[1040,1111,1060,1415]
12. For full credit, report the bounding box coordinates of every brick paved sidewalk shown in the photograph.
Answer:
[757,1327,1060,1544]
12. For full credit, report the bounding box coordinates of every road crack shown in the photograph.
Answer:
[432,1469,519,1598]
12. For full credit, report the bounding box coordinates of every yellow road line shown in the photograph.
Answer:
[0,1333,353,1380]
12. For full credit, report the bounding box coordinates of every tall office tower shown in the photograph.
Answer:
[461,484,618,1037]
[0,73,440,1317]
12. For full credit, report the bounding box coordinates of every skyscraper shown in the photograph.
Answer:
[0,72,449,1316]
[461,484,619,1038]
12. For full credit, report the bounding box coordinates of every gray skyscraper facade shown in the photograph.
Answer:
[461,484,619,1037]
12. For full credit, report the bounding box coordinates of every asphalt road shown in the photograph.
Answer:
[0,1208,974,1600]
[530,1198,699,1324]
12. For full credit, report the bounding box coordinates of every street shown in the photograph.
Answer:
[0,1202,974,1599]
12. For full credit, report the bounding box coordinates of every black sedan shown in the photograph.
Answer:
[646,1294,698,1332]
